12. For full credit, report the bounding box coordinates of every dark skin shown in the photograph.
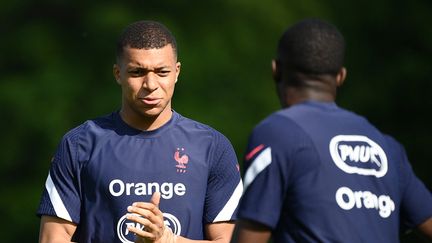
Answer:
[233,59,432,243]
[272,59,347,108]
[232,59,346,243]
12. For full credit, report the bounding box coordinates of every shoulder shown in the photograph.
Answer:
[175,112,231,145]
[247,110,320,173]
[174,112,236,166]
[251,110,310,144]
[382,133,403,148]
[60,112,117,146]
[381,133,407,159]
[52,113,119,166]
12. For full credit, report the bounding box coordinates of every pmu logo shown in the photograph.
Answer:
[163,213,182,236]
[329,135,388,177]
[117,212,181,243]
[174,148,189,173]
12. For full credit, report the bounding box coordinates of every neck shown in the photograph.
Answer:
[278,78,337,108]
[120,105,173,131]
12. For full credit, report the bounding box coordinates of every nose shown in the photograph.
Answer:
[142,73,158,91]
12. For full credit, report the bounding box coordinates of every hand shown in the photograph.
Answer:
[126,192,176,243]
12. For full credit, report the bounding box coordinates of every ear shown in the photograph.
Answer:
[175,61,181,83]
[113,64,121,85]
[272,59,281,82]
[336,67,347,87]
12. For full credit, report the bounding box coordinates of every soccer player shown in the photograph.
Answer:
[37,20,243,243]
[233,18,432,242]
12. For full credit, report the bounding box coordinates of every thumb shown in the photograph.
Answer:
[151,191,161,207]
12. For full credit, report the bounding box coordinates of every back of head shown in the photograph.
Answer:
[115,20,178,61]
[277,18,345,83]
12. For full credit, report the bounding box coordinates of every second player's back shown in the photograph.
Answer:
[257,100,402,242]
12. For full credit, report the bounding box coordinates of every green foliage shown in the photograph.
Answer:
[1,0,431,241]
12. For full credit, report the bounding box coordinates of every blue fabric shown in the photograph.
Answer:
[37,111,241,242]
[238,101,432,242]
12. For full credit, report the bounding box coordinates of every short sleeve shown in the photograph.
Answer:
[237,115,319,229]
[37,127,83,224]
[204,131,243,223]
[396,139,432,228]
[238,120,288,228]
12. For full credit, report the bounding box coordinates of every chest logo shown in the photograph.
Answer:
[329,135,388,177]
[174,148,189,173]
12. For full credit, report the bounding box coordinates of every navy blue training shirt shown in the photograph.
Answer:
[37,111,243,243]
[238,101,432,242]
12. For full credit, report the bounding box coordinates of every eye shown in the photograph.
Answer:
[129,70,140,76]
[128,68,145,77]
[157,70,170,77]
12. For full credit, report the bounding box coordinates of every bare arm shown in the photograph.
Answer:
[128,192,235,243]
[39,215,77,243]
[417,217,432,240]
[176,222,234,243]
[231,219,271,243]
[170,222,235,243]
[131,221,235,243]
[196,221,235,243]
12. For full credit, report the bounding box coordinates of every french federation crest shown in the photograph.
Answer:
[174,148,189,173]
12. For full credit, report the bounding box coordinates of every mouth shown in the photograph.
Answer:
[138,97,161,106]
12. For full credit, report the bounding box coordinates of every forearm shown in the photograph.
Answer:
[232,220,271,243]
[39,216,77,243]
[156,225,233,243]
[149,222,234,243]
[417,217,432,240]
[130,194,235,243]
[175,236,230,243]
[135,230,231,243]
[39,235,76,243]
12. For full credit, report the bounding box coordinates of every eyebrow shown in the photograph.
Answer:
[127,65,171,70]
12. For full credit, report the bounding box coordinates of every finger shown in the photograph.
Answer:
[127,206,164,228]
[150,191,161,208]
[127,213,163,234]
[127,205,153,218]
[131,202,163,219]
[126,214,164,240]
[126,213,151,227]
[129,202,160,214]
[126,224,157,241]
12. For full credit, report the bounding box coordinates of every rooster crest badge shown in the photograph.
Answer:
[174,148,189,173]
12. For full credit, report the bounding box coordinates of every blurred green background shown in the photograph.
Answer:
[1,0,431,242]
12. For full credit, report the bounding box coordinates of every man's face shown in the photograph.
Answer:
[113,45,180,125]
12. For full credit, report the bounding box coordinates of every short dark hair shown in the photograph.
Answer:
[115,20,178,61]
[277,18,345,76]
